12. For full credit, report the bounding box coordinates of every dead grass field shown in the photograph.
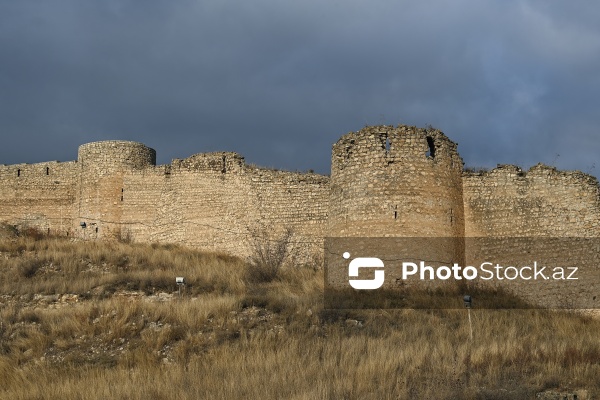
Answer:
[0,229,598,399]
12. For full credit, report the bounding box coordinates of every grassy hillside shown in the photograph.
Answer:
[0,230,598,399]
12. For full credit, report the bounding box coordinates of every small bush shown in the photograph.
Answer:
[246,227,294,283]
[18,260,42,278]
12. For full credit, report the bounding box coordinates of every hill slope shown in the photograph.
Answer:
[0,232,598,399]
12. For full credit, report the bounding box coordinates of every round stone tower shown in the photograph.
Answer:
[76,140,156,239]
[328,125,465,238]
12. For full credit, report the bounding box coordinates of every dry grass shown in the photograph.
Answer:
[0,235,245,296]
[0,232,599,399]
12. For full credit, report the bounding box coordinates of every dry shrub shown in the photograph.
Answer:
[18,259,42,278]
[246,227,294,283]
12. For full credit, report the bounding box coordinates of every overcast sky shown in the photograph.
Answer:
[1,0,599,175]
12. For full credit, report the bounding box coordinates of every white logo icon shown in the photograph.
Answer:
[345,252,385,290]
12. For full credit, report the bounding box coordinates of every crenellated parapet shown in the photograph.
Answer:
[463,163,600,237]
[172,152,245,173]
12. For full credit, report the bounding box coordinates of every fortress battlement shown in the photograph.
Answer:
[1,124,599,253]
[3,124,598,308]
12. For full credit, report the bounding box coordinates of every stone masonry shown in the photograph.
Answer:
[1,124,600,262]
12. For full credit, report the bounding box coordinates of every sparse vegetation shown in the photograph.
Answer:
[245,226,295,283]
[0,231,598,399]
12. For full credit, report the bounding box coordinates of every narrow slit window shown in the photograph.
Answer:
[385,136,391,153]
[17,169,21,177]
[221,155,227,173]
[121,188,124,202]
[46,167,49,175]
[426,136,436,159]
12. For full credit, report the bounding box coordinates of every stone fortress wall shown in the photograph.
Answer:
[462,162,600,308]
[323,127,600,309]
[328,125,465,238]
[0,139,330,259]
[0,160,79,237]
[1,124,600,269]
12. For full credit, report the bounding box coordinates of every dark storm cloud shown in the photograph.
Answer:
[1,0,599,175]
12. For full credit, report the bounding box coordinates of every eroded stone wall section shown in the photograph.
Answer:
[117,152,329,259]
[463,164,600,308]
[463,163,600,237]
[328,125,465,238]
[327,125,466,266]
[0,161,78,235]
